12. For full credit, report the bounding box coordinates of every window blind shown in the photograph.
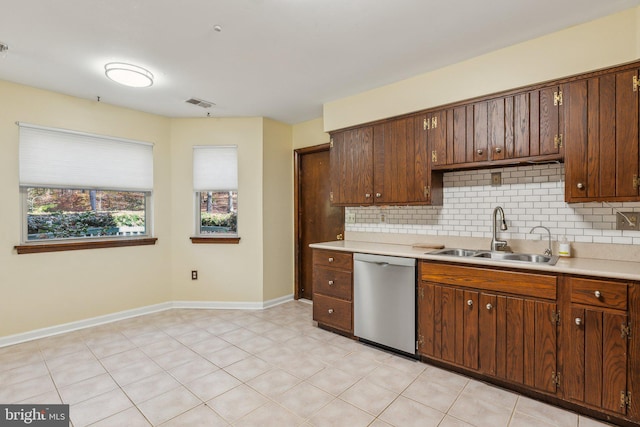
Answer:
[193,145,238,192]
[18,122,154,191]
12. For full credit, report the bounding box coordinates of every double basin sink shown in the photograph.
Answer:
[428,248,559,266]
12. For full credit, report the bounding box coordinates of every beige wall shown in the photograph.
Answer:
[292,117,329,150]
[324,6,640,131]
[169,117,266,303]
[262,119,294,301]
[0,80,173,337]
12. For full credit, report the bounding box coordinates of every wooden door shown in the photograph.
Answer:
[564,79,590,201]
[479,293,498,376]
[613,69,639,198]
[488,98,506,161]
[472,102,489,162]
[418,281,436,357]
[295,146,345,300]
[329,127,373,205]
[537,86,561,156]
[566,306,628,414]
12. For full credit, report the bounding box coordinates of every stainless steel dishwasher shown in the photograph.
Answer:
[353,253,416,355]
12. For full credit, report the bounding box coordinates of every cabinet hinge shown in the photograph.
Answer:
[330,138,333,148]
[634,75,639,92]
[554,134,563,149]
[621,391,632,409]
[431,150,438,163]
[633,174,638,190]
[423,118,430,130]
[329,191,334,203]
[424,186,430,198]
[621,324,632,339]
[432,116,438,129]
[417,335,424,350]
[554,90,563,106]
[419,287,425,300]
[552,371,561,388]
[552,310,561,325]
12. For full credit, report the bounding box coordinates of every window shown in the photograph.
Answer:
[18,122,154,244]
[193,145,238,239]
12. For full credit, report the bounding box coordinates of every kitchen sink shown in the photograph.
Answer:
[428,248,559,265]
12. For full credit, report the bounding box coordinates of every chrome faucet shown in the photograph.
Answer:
[490,206,508,252]
[529,225,552,256]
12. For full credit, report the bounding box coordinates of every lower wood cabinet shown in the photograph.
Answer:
[418,262,558,394]
[312,249,353,334]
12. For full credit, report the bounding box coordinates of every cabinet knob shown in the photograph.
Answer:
[365,193,371,198]
[486,303,493,310]
[495,147,502,153]
[477,149,484,155]
[577,183,584,189]
[375,193,382,198]
[575,318,582,326]
[594,290,601,298]
[328,309,334,314]
[467,299,473,306]
[328,280,334,286]
[328,257,334,263]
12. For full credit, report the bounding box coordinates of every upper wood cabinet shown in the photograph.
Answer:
[430,87,563,169]
[330,116,442,206]
[564,68,640,202]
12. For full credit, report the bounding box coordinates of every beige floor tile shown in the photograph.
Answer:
[461,379,519,410]
[402,373,463,413]
[244,320,279,335]
[0,360,49,385]
[186,369,242,401]
[280,355,327,380]
[336,352,380,377]
[369,420,394,427]
[69,388,132,427]
[275,381,335,419]
[247,368,302,398]
[577,416,617,427]
[50,359,107,388]
[168,358,218,384]
[189,336,232,356]
[509,410,558,427]
[0,374,57,403]
[379,395,445,427]
[339,378,398,416]
[205,345,251,368]
[58,373,119,405]
[127,330,171,347]
[139,338,186,358]
[307,367,360,396]
[224,356,272,382]
[448,393,515,427]
[159,404,228,426]
[219,328,260,346]
[383,354,427,376]
[137,386,201,426]
[207,384,268,422]
[261,326,300,343]
[17,389,62,404]
[150,347,202,370]
[41,341,89,360]
[514,396,578,427]
[45,348,97,372]
[309,343,351,365]
[89,407,151,427]
[235,402,305,427]
[308,398,375,427]
[202,321,242,336]
[99,348,151,371]
[235,335,277,354]
[365,364,421,394]
[110,358,163,386]
[122,372,182,404]
[0,348,44,371]
[175,329,213,346]
[87,338,136,359]
[438,415,475,427]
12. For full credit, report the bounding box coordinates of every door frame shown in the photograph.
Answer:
[294,143,331,300]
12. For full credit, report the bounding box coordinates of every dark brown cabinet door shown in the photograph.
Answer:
[329,127,374,205]
[564,68,640,202]
[427,110,448,167]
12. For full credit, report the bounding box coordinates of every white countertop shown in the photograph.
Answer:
[310,240,640,282]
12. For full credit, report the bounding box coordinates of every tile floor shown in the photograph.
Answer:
[0,300,616,427]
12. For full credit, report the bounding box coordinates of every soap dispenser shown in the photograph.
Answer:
[558,235,571,257]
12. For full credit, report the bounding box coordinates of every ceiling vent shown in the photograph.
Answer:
[185,98,215,109]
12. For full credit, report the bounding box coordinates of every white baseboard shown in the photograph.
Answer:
[0,294,295,348]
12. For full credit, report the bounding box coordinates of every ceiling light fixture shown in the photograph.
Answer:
[104,62,154,88]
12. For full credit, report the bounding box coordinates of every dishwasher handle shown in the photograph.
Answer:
[357,259,390,267]
[353,253,416,268]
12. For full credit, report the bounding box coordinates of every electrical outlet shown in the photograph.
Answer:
[346,212,356,223]
[616,212,639,231]
[491,172,502,186]
[191,270,198,280]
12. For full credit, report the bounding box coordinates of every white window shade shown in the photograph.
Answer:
[18,122,154,191]
[193,145,238,192]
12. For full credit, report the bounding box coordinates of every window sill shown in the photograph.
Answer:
[190,236,241,244]
[15,237,158,254]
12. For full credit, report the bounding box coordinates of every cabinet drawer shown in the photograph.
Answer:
[313,250,352,270]
[314,267,352,301]
[313,294,352,332]
[570,277,627,310]
[419,262,556,300]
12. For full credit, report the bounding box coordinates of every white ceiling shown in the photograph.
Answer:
[0,0,638,124]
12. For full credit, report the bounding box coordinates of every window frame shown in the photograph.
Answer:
[192,191,240,244]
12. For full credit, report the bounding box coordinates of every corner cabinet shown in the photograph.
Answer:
[329,116,442,206]
[311,249,353,334]
[418,262,559,394]
[564,66,640,202]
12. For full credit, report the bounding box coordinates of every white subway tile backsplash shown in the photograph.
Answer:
[345,164,640,245]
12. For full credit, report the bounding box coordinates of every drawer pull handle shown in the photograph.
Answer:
[328,280,334,286]
[467,299,473,306]
[328,257,334,263]
[365,193,371,198]
[486,303,493,310]
[575,318,582,326]
[594,290,601,298]
[375,193,382,198]
[577,183,584,189]
[328,309,334,314]
[495,147,502,153]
